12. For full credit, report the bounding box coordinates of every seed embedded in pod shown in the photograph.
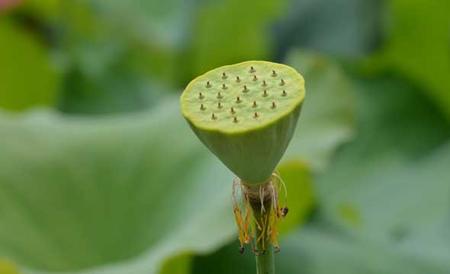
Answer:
[280,79,285,86]
[217,92,223,99]
[282,90,287,96]
[253,75,258,81]
[222,83,227,90]
[230,107,235,114]
[211,113,217,120]
[249,66,256,73]
[272,70,277,77]
[200,104,206,110]
[222,72,227,79]
[206,81,212,88]
[199,92,204,99]
[243,85,248,93]
[263,90,268,97]
[252,101,257,108]
[262,80,267,87]
[271,102,276,109]
[233,117,238,123]
[236,76,241,82]
[254,112,259,118]
[236,96,241,103]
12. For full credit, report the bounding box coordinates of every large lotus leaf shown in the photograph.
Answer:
[372,0,450,119]
[0,98,236,274]
[0,19,60,111]
[317,78,450,236]
[283,51,356,170]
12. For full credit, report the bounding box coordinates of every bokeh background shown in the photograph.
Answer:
[0,0,449,273]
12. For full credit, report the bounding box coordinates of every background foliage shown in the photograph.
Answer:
[0,0,449,273]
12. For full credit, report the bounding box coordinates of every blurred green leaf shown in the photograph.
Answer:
[0,98,236,274]
[189,0,286,75]
[276,161,314,235]
[0,259,20,274]
[317,77,450,237]
[159,253,191,274]
[0,19,60,111]
[284,51,356,170]
[274,0,382,59]
[372,0,450,119]
[276,221,450,274]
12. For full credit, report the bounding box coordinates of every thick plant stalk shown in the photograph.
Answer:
[246,181,276,274]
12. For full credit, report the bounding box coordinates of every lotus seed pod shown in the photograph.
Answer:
[180,61,305,184]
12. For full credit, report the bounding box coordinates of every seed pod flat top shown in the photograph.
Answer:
[181,61,305,134]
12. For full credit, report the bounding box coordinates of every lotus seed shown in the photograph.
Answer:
[243,85,248,93]
[236,96,241,103]
[252,101,257,108]
[217,92,223,99]
[211,113,217,120]
[253,75,258,81]
[271,102,276,109]
[236,76,241,82]
[233,117,238,123]
[231,107,235,114]
[199,92,204,99]
[218,102,223,109]
[254,112,259,118]
[280,79,285,86]
[222,83,227,90]
[206,81,211,88]
[282,90,287,96]
[222,72,227,79]
[200,104,206,110]
[263,90,268,97]
[262,80,267,87]
[272,70,277,77]
[250,66,255,73]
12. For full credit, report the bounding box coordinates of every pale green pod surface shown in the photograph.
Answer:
[181,61,305,184]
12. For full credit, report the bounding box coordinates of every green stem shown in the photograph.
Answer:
[255,237,275,274]
[246,181,276,274]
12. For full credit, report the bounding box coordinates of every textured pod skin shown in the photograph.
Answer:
[181,61,305,184]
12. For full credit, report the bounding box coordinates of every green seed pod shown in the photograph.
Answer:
[181,61,305,184]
